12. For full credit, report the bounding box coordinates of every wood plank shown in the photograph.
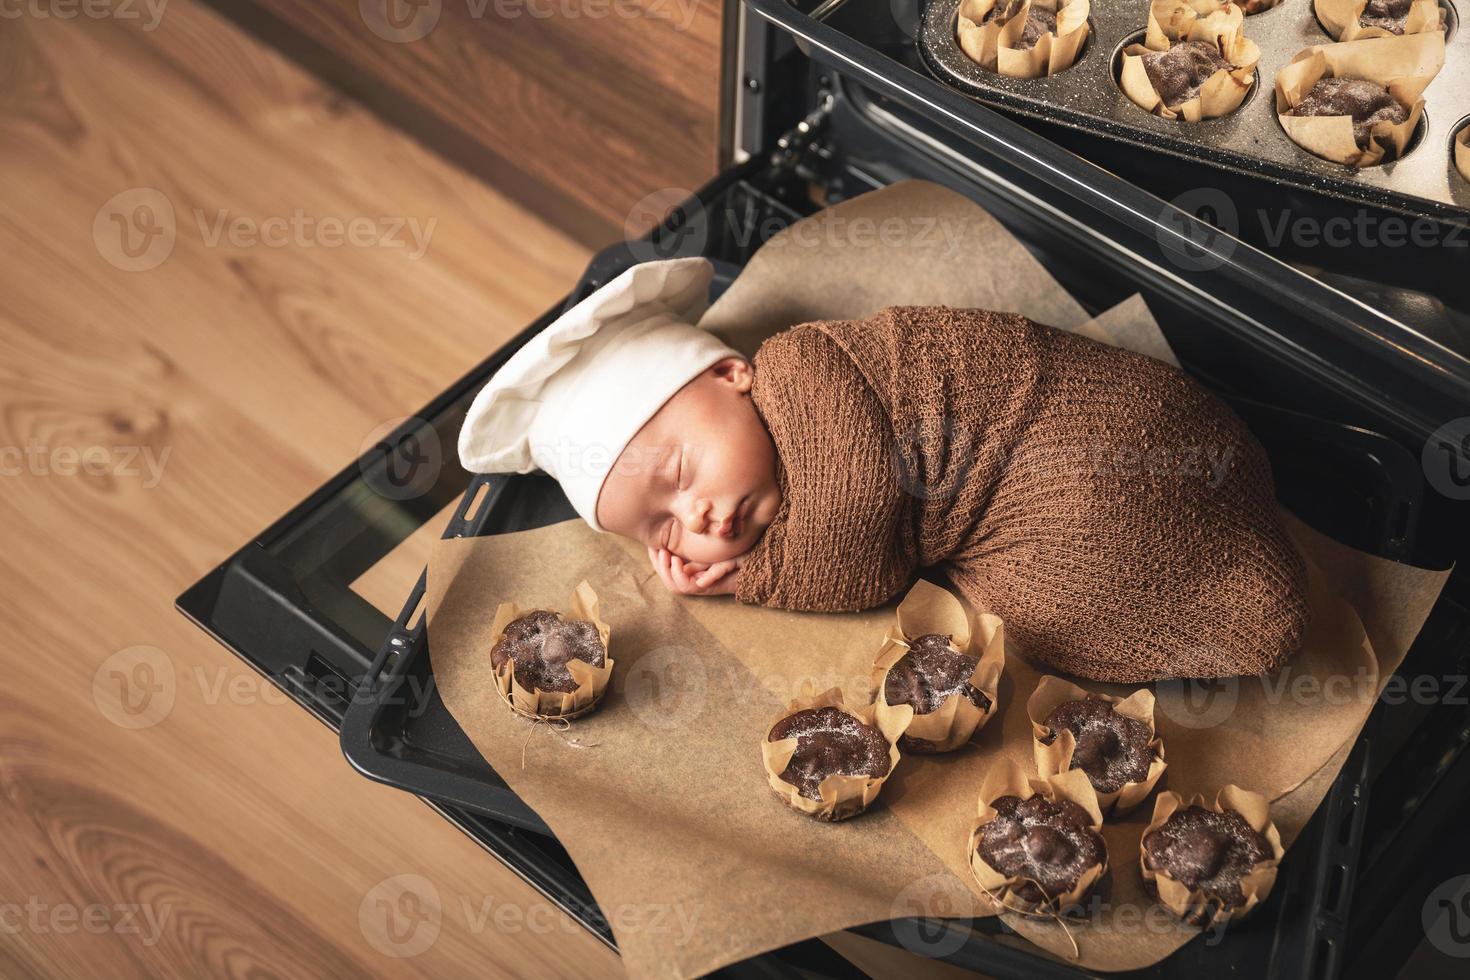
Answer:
[0,4,623,976]
[220,0,726,245]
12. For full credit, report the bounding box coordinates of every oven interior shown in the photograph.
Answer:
[178,10,1470,978]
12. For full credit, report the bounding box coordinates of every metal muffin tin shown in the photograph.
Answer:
[920,0,1470,221]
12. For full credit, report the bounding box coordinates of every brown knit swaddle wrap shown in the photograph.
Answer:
[733,307,1308,683]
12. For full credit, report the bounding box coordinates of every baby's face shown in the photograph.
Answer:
[596,357,781,564]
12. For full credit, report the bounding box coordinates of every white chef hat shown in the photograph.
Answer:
[458,257,740,531]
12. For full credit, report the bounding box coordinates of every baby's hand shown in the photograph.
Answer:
[648,547,745,597]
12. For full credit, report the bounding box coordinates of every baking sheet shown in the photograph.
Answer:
[701,179,1093,352]
[426,515,1442,976]
[918,0,1470,219]
[427,182,1450,977]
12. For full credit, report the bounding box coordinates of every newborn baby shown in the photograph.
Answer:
[462,258,1307,683]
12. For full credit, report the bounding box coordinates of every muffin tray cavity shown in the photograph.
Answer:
[920,0,1470,220]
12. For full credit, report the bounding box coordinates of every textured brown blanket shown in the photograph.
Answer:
[733,306,1308,683]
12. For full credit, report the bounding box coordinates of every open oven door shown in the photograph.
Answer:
[180,10,1470,977]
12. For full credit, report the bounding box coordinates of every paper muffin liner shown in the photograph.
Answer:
[489,580,614,720]
[957,0,1091,79]
[1274,33,1444,168]
[762,684,905,822]
[1314,0,1444,42]
[871,580,1005,754]
[1139,786,1285,927]
[1026,675,1166,816]
[967,758,1108,915]
[1184,0,1281,14]
[1178,0,1280,16]
[1456,124,1470,183]
[1120,0,1261,122]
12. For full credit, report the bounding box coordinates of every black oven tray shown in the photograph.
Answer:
[918,0,1470,220]
[170,0,1470,969]
[333,204,1446,980]
[179,72,1470,974]
[186,164,1470,975]
[340,350,1424,837]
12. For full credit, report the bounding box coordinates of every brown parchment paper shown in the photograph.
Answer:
[1313,0,1444,42]
[1119,0,1260,122]
[428,182,1451,977]
[1274,33,1444,168]
[1071,292,1179,367]
[698,180,1093,353]
[429,531,993,980]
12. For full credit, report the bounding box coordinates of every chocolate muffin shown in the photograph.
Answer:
[883,633,992,752]
[1140,41,1233,109]
[1142,805,1272,910]
[1358,0,1413,33]
[885,634,992,713]
[981,0,1058,49]
[490,609,606,693]
[1041,697,1154,794]
[768,706,892,802]
[976,795,1106,905]
[1291,77,1408,150]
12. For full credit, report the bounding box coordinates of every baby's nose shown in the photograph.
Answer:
[689,500,734,538]
[684,500,717,536]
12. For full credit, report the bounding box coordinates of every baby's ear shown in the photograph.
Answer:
[711,356,755,393]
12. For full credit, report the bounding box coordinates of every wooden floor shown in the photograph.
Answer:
[232,0,725,245]
[0,4,634,976]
